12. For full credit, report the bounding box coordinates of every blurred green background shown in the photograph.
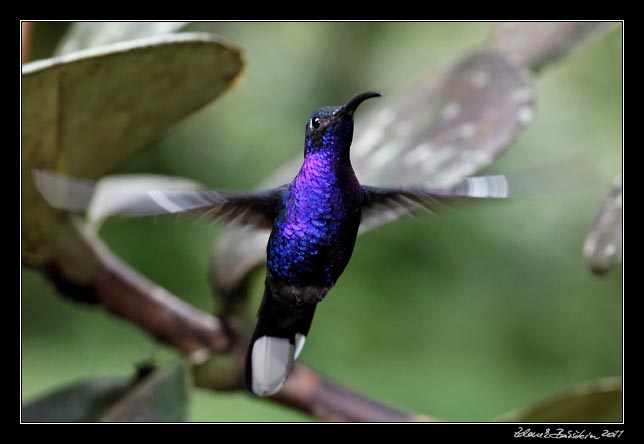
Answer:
[22,22,622,421]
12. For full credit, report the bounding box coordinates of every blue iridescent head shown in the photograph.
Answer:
[304,91,381,157]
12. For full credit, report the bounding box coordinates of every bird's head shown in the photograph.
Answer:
[304,91,381,158]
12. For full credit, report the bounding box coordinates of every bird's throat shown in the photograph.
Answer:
[296,150,357,198]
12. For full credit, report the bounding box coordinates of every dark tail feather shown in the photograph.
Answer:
[244,285,316,396]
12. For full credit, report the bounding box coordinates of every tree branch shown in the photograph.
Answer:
[94,252,230,356]
[274,365,438,422]
[22,22,34,63]
[42,221,437,422]
[46,221,231,356]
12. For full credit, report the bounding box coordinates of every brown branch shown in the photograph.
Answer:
[274,365,438,422]
[22,22,34,63]
[55,222,231,355]
[95,254,230,356]
[43,221,436,422]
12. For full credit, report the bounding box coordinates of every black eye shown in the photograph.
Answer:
[311,117,321,129]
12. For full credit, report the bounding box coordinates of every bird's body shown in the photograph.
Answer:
[247,97,374,396]
[268,134,362,289]
[34,91,511,398]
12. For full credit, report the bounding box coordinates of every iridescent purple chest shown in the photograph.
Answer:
[267,154,362,286]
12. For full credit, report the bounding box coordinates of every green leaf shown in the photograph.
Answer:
[584,176,622,275]
[22,361,190,423]
[22,33,244,271]
[55,22,189,55]
[498,378,622,422]
[22,378,131,422]
[102,361,189,422]
[352,51,534,188]
[488,22,617,72]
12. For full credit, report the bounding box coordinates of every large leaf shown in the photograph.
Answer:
[22,361,189,423]
[211,50,534,295]
[584,176,622,275]
[488,22,617,72]
[22,33,244,271]
[353,51,533,187]
[55,22,188,55]
[102,361,189,422]
[22,378,131,422]
[498,378,622,422]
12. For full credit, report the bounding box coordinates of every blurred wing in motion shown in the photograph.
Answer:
[33,169,285,230]
[584,175,622,275]
[360,175,509,232]
[212,50,534,295]
[141,188,286,229]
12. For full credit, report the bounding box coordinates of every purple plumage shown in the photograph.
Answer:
[267,129,363,288]
[246,93,381,396]
[32,91,512,398]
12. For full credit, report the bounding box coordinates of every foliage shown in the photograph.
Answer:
[22,22,622,422]
[23,361,189,422]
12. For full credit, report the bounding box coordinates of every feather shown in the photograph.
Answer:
[360,175,509,231]
[33,169,286,230]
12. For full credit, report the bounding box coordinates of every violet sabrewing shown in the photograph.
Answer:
[246,92,381,395]
[33,91,510,397]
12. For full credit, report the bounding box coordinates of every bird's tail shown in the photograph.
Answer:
[245,285,316,396]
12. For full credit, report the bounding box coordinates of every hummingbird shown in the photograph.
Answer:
[34,91,509,396]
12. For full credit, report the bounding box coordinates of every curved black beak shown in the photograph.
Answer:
[337,91,382,119]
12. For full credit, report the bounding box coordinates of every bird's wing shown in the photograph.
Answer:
[33,169,286,230]
[360,175,509,231]
[139,187,287,229]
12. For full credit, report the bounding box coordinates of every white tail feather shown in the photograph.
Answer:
[250,336,295,396]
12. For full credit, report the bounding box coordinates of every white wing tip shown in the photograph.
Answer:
[463,175,509,198]
[148,190,185,213]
